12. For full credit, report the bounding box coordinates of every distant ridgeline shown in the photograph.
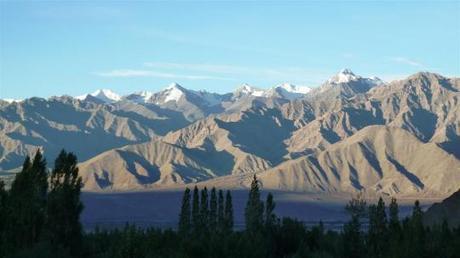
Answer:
[1,154,460,257]
[0,71,459,198]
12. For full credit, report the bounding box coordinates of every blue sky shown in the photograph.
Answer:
[1,1,459,99]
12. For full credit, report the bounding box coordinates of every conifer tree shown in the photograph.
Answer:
[209,187,217,231]
[343,193,367,258]
[389,197,400,233]
[388,197,401,257]
[408,200,425,257]
[30,149,48,243]
[0,180,7,256]
[224,190,234,232]
[8,150,48,249]
[368,197,387,258]
[217,189,224,232]
[265,192,276,229]
[192,186,200,232]
[245,175,264,234]
[178,188,191,235]
[200,187,209,230]
[46,150,83,256]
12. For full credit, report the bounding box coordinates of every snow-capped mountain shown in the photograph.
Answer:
[1,71,459,198]
[309,69,385,98]
[76,89,121,103]
[264,83,312,100]
[327,68,384,86]
[233,84,265,99]
[123,91,154,103]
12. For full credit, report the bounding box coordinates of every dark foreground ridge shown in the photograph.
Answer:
[0,152,459,258]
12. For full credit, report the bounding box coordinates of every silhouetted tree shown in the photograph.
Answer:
[192,186,200,232]
[209,187,217,231]
[200,187,209,232]
[7,150,48,249]
[368,197,387,257]
[407,200,426,257]
[178,188,191,235]
[224,190,234,232]
[245,175,264,234]
[343,193,367,258]
[265,192,277,229]
[0,180,7,256]
[46,150,83,256]
[217,189,224,232]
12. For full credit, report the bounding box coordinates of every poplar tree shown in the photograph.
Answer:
[46,150,83,256]
[8,150,48,249]
[265,192,276,229]
[200,187,209,231]
[0,180,7,256]
[217,189,224,232]
[368,197,387,258]
[178,188,191,235]
[209,187,217,231]
[245,175,264,234]
[192,186,200,232]
[343,193,367,258]
[224,190,234,232]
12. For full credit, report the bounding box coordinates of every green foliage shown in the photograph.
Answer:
[192,185,200,233]
[217,189,224,232]
[367,197,388,258]
[245,175,264,234]
[46,150,83,256]
[224,190,234,232]
[342,193,367,258]
[2,154,460,258]
[200,187,209,231]
[209,187,217,231]
[6,150,48,250]
[178,187,191,235]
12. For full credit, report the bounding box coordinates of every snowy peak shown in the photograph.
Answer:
[278,83,311,94]
[326,69,384,86]
[124,90,154,103]
[264,83,312,100]
[234,84,265,97]
[76,89,121,103]
[327,68,360,84]
[163,83,185,103]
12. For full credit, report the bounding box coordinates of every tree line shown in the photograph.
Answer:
[0,149,83,257]
[1,153,459,257]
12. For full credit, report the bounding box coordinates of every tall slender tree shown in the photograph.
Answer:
[408,200,425,257]
[224,190,234,232]
[200,187,209,231]
[0,180,7,256]
[265,192,277,229]
[178,188,191,235]
[245,175,264,234]
[388,197,401,257]
[46,150,83,256]
[217,189,224,232]
[209,187,217,231]
[368,197,387,258]
[192,186,200,232]
[343,193,367,258]
[7,150,48,249]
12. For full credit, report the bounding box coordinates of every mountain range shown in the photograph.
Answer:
[1,69,459,198]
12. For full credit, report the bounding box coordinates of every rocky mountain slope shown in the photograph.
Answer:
[424,189,460,228]
[1,70,459,198]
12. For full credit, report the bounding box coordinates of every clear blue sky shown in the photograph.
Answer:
[1,1,459,99]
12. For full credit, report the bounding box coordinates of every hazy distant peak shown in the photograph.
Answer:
[234,83,265,97]
[277,83,312,94]
[76,89,121,103]
[327,68,360,84]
